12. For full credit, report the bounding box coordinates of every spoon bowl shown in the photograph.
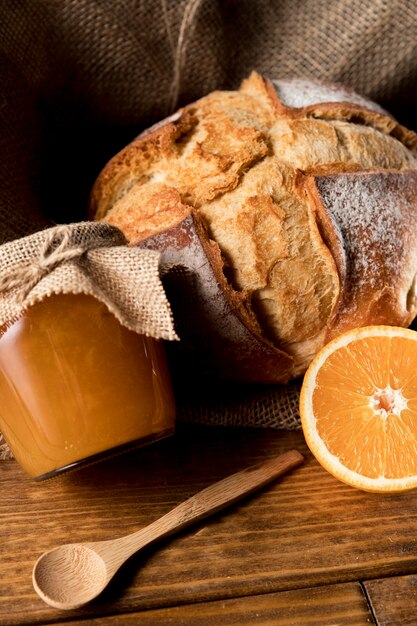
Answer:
[33,544,109,609]
[32,450,303,610]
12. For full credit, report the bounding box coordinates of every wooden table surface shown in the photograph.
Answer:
[2,422,417,626]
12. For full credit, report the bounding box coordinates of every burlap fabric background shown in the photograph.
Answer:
[0,1,416,456]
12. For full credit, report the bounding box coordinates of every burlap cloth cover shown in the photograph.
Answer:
[0,1,416,458]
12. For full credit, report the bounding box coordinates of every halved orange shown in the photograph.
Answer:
[300,326,417,492]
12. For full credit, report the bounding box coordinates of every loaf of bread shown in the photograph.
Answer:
[90,72,417,383]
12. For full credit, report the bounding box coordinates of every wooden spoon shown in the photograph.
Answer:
[32,449,303,610]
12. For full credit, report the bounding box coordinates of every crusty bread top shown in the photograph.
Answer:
[90,72,417,375]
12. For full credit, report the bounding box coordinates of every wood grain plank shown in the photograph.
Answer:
[55,582,374,625]
[2,425,417,625]
[363,575,417,625]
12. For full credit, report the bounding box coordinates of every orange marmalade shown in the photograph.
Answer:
[0,293,175,479]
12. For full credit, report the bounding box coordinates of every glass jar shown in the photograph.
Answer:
[0,293,175,479]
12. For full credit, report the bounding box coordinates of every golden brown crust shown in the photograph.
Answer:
[90,72,417,382]
[89,109,198,221]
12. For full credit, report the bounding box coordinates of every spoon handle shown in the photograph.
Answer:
[113,449,303,563]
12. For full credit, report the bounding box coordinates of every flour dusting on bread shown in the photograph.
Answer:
[314,171,417,334]
[272,77,389,115]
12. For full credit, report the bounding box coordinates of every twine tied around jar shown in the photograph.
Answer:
[0,225,92,304]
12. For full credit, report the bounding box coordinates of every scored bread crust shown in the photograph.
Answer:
[90,72,417,382]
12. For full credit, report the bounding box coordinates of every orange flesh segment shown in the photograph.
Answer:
[312,336,417,479]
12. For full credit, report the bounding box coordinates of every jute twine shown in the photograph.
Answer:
[0,225,109,305]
